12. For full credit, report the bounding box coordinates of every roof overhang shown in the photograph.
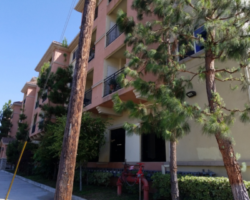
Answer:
[11,101,22,109]
[75,0,85,13]
[21,83,37,94]
[35,41,69,72]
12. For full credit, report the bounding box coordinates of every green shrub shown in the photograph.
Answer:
[151,173,171,200]
[151,172,250,200]
[88,172,113,186]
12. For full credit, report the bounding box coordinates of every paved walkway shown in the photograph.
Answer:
[0,171,54,200]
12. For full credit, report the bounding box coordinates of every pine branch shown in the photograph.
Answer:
[215,77,243,82]
[214,102,247,113]
[215,64,247,74]
[219,11,244,20]
[184,0,197,12]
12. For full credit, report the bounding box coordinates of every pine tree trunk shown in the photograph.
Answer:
[80,162,82,191]
[170,140,179,200]
[205,49,250,200]
[54,0,96,199]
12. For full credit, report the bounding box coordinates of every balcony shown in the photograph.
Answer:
[84,89,92,107]
[103,67,124,97]
[88,46,95,62]
[106,24,122,47]
[31,124,36,134]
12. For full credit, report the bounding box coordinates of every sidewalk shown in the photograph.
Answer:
[0,170,86,200]
[0,170,54,200]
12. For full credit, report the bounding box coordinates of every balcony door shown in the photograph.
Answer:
[107,65,117,77]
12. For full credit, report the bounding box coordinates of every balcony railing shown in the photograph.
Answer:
[88,46,95,62]
[84,89,92,107]
[94,6,98,20]
[106,24,122,47]
[31,124,36,134]
[103,67,124,97]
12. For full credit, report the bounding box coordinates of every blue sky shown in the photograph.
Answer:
[0,1,81,109]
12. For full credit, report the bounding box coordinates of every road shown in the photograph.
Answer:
[0,171,54,200]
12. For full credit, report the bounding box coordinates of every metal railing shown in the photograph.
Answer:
[88,46,95,62]
[31,124,36,134]
[106,24,122,47]
[84,89,92,107]
[94,6,98,20]
[103,67,124,97]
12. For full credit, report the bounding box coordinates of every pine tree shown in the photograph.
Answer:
[37,64,73,130]
[0,100,13,140]
[114,0,250,199]
[34,65,73,178]
[16,112,29,141]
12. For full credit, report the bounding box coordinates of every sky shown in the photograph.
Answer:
[0,1,82,109]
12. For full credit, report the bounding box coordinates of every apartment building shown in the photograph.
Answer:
[70,0,250,180]
[29,42,70,140]
[9,0,249,180]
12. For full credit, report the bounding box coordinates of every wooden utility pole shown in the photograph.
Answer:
[54,0,96,199]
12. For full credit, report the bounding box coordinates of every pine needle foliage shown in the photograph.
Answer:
[0,100,13,140]
[114,0,250,198]
[16,111,29,141]
[47,113,107,162]
[37,65,73,130]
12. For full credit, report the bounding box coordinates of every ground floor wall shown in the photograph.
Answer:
[90,110,250,180]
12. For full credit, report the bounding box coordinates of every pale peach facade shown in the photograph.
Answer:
[8,101,22,138]
[29,42,70,140]
[21,77,37,132]
[71,0,250,180]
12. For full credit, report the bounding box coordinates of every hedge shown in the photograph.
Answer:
[151,173,250,200]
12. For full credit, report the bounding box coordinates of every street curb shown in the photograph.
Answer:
[1,170,86,200]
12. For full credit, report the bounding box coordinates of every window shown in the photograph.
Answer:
[110,128,125,162]
[194,26,207,52]
[179,26,207,60]
[141,133,166,162]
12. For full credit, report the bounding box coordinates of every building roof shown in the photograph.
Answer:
[21,77,37,93]
[1,137,15,145]
[11,101,22,109]
[34,41,70,72]
[75,0,84,13]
